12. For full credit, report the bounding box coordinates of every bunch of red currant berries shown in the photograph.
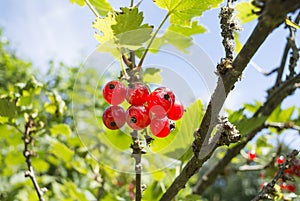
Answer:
[101,80,184,138]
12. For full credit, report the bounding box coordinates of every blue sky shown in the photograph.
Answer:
[1,0,299,147]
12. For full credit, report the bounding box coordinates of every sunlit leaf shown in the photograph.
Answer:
[143,68,162,84]
[236,116,267,134]
[89,0,112,16]
[50,124,72,137]
[168,21,206,36]
[236,1,259,24]
[0,98,16,118]
[51,140,74,163]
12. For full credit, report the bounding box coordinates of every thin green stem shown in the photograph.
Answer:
[85,0,100,17]
[137,12,170,68]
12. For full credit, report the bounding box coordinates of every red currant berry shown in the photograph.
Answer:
[277,155,285,165]
[281,182,287,190]
[147,87,175,116]
[248,150,256,160]
[126,82,149,106]
[102,80,126,105]
[287,184,296,192]
[126,106,150,130]
[167,100,184,120]
[150,116,170,138]
[102,106,126,130]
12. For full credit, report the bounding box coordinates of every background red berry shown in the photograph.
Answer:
[167,100,184,120]
[150,116,170,138]
[287,184,296,192]
[126,106,150,130]
[102,80,126,105]
[102,106,126,130]
[277,155,285,165]
[126,82,149,106]
[147,87,175,116]
[248,150,256,161]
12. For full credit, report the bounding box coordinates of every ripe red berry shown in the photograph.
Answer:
[287,184,296,192]
[147,87,175,116]
[248,150,256,160]
[102,106,126,130]
[167,100,184,120]
[126,82,149,106]
[277,155,285,165]
[126,106,150,130]
[102,80,126,105]
[281,182,287,190]
[150,116,170,138]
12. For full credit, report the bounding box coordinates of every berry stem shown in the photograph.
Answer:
[137,12,170,69]
[84,0,100,18]
[130,130,143,201]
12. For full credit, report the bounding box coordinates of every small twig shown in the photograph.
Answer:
[251,150,299,201]
[250,60,278,76]
[265,122,300,132]
[23,118,46,201]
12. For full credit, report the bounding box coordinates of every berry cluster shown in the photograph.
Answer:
[101,80,184,138]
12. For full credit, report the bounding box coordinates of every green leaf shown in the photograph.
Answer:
[50,124,72,137]
[234,32,242,54]
[236,116,267,134]
[143,68,162,84]
[93,13,116,44]
[102,129,133,151]
[69,0,85,6]
[89,0,112,16]
[227,108,245,123]
[154,0,222,31]
[268,106,295,123]
[151,99,203,162]
[70,0,112,16]
[112,8,153,48]
[51,140,74,163]
[168,21,206,36]
[151,30,193,53]
[236,1,259,24]
[244,101,261,113]
[0,98,16,118]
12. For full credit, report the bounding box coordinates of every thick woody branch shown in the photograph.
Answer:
[193,73,300,194]
[159,0,300,200]
[23,118,46,201]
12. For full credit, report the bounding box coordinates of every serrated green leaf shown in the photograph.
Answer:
[112,8,153,48]
[93,13,116,44]
[154,0,222,28]
[51,141,74,163]
[143,68,162,84]
[236,116,267,134]
[151,99,203,162]
[0,98,16,118]
[236,1,259,24]
[50,124,72,137]
[244,101,261,113]
[89,0,112,16]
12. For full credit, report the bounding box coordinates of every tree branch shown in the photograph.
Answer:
[23,118,46,201]
[251,150,299,201]
[159,0,300,200]
[193,73,300,194]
